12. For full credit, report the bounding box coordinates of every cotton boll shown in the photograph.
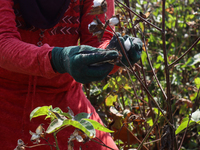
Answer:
[109,17,119,26]
[88,21,98,30]
[93,0,104,7]
[184,34,189,38]
[124,38,131,51]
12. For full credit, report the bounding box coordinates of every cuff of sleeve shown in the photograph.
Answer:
[51,47,65,73]
[109,65,120,75]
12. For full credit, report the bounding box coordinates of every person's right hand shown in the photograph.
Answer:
[51,45,119,84]
[107,33,143,67]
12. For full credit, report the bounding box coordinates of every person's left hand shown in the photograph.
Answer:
[107,33,143,67]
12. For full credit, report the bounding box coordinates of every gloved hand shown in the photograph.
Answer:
[51,45,119,84]
[107,33,143,66]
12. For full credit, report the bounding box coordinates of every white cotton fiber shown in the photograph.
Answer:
[93,0,104,7]
[109,17,119,26]
[124,38,131,51]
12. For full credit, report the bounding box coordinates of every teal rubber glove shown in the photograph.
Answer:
[51,45,119,84]
[107,33,143,66]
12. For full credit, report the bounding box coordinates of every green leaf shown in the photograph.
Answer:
[153,107,166,116]
[79,119,96,138]
[74,113,92,122]
[30,105,52,120]
[124,84,131,90]
[61,112,73,119]
[62,119,94,138]
[187,53,200,66]
[175,118,196,135]
[191,109,200,122]
[105,95,118,106]
[147,118,153,126]
[83,119,114,133]
[194,77,200,89]
[46,118,64,133]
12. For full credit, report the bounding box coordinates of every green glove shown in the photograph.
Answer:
[107,33,143,66]
[51,45,119,84]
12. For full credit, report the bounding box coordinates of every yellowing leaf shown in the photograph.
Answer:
[105,95,118,106]
[194,77,200,89]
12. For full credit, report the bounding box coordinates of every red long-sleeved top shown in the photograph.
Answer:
[0,0,118,149]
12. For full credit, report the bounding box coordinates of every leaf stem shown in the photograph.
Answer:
[53,132,60,150]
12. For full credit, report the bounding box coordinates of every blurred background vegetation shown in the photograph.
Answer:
[84,0,200,149]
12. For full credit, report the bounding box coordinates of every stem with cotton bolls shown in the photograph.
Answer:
[107,24,174,128]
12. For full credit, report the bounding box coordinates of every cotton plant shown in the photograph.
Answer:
[88,0,139,69]
[88,0,120,41]
[14,139,25,150]
[14,106,114,150]
[89,0,107,15]
[29,124,45,144]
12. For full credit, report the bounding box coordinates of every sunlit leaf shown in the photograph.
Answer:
[147,118,153,126]
[46,118,64,133]
[83,119,114,133]
[62,120,93,138]
[79,119,96,138]
[62,112,73,119]
[105,95,118,106]
[30,105,52,120]
[194,77,200,89]
[175,118,195,135]
[74,113,92,122]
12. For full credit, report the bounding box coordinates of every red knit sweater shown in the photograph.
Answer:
[0,0,118,149]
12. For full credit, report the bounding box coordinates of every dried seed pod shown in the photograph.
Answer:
[29,124,45,144]
[14,139,25,150]
[89,0,107,15]
[88,17,106,41]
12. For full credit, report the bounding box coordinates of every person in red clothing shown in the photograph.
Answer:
[0,0,142,149]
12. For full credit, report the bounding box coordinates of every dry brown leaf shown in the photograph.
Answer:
[175,98,193,108]
[166,6,174,14]
[140,11,151,19]
[88,0,107,15]
[187,21,196,27]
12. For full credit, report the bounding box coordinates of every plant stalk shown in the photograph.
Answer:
[108,24,174,128]
[161,0,177,149]
[53,132,60,150]
[137,113,160,150]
